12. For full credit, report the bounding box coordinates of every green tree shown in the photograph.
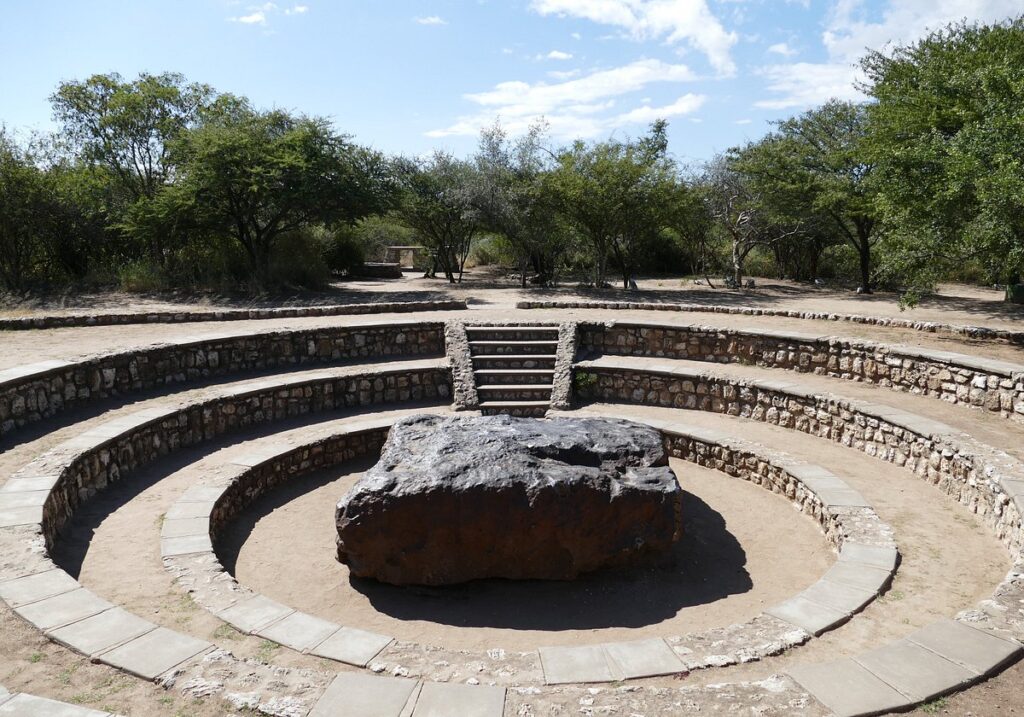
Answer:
[862,18,1024,297]
[393,151,481,284]
[733,101,877,289]
[550,121,678,288]
[0,131,53,290]
[50,72,219,266]
[704,154,801,286]
[474,121,564,286]
[151,107,392,287]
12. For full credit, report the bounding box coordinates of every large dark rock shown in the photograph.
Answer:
[336,414,683,585]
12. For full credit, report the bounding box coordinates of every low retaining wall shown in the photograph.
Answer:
[0,322,445,439]
[577,321,1024,423]
[518,299,1024,345]
[0,300,465,331]
[574,361,1024,556]
[30,363,451,545]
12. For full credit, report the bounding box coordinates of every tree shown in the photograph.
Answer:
[704,154,800,286]
[0,132,50,290]
[474,121,564,286]
[393,152,481,284]
[152,107,392,287]
[50,72,219,265]
[862,18,1024,297]
[550,121,677,288]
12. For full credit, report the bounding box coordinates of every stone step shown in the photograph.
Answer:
[469,340,559,355]
[477,384,553,391]
[465,326,560,342]
[474,371,555,385]
[471,354,557,370]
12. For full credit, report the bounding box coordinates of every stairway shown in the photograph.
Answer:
[466,325,559,417]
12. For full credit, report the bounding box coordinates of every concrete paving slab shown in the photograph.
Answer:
[854,639,976,701]
[257,611,338,652]
[0,505,43,528]
[800,579,876,614]
[413,682,506,717]
[0,693,112,716]
[164,500,215,520]
[159,534,213,557]
[602,638,685,679]
[839,543,899,572]
[308,673,417,717]
[15,588,112,630]
[766,596,849,636]
[0,686,9,707]
[216,594,293,634]
[539,644,618,684]
[310,626,393,666]
[160,517,209,539]
[907,619,1022,676]
[48,608,156,656]
[0,569,79,607]
[823,562,893,594]
[0,476,60,493]
[0,491,48,509]
[788,657,910,717]
[99,627,210,680]
[783,463,837,483]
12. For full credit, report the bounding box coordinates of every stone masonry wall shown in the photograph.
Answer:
[578,322,1024,422]
[576,364,1024,556]
[0,323,444,438]
[38,366,451,546]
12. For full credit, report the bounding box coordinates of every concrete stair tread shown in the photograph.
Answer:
[475,369,555,374]
[479,400,550,408]
[465,325,558,332]
[477,384,553,391]
[469,340,559,346]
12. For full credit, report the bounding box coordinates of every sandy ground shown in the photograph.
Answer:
[2,272,1021,330]
[2,304,1024,375]
[228,456,830,651]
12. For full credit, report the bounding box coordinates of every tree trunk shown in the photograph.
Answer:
[858,239,872,293]
[731,241,743,286]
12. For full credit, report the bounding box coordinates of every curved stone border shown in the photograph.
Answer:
[0,358,450,547]
[160,408,895,685]
[518,299,1024,346]
[0,300,467,331]
[573,320,1024,424]
[0,321,444,440]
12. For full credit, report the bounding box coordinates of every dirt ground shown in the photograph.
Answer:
[229,456,831,651]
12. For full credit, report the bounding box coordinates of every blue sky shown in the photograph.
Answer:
[1,1,1021,164]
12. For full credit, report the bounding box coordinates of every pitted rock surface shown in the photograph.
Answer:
[336,414,683,585]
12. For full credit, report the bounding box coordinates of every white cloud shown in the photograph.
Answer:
[611,93,705,125]
[548,68,582,80]
[415,15,448,25]
[767,42,797,57]
[234,10,267,24]
[734,118,752,124]
[230,2,308,26]
[571,31,582,39]
[427,58,701,139]
[755,61,865,109]
[545,49,574,60]
[530,0,738,75]
[757,0,1022,108]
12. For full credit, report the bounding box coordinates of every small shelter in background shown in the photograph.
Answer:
[384,246,426,270]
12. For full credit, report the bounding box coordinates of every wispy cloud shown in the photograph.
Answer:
[544,49,573,60]
[530,0,738,76]
[229,3,308,27]
[428,58,702,139]
[415,15,448,25]
[767,42,797,57]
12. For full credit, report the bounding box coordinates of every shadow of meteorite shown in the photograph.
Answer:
[350,489,752,631]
